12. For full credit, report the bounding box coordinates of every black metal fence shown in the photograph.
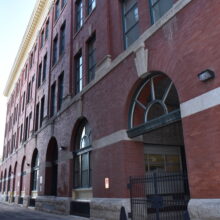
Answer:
[128,172,190,220]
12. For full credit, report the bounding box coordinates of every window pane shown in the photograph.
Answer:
[123,0,136,13]
[125,24,139,48]
[82,153,89,187]
[148,154,165,172]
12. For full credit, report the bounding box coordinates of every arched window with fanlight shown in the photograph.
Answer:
[74,121,92,188]
[128,73,180,137]
[31,149,39,191]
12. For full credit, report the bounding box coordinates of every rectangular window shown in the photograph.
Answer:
[122,0,139,48]
[45,20,49,40]
[27,82,31,103]
[87,34,96,83]
[28,112,32,136]
[41,30,44,48]
[76,0,83,32]
[30,53,33,69]
[22,92,26,112]
[75,52,83,94]
[38,63,42,88]
[35,103,39,131]
[61,0,67,9]
[50,82,56,117]
[42,53,47,81]
[55,0,60,21]
[24,116,29,141]
[60,22,66,55]
[149,0,173,24]
[25,65,28,80]
[88,0,96,14]
[40,96,45,127]
[53,35,58,65]
[58,73,64,111]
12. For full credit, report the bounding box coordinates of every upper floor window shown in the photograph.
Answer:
[60,22,66,55]
[45,20,49,40]
[38,63,42,88]
[61,0,67,9]
[58,72,64,111]
[35,103,39,131]
[74,121,92,188]
[40,96,45,127]
[52,35,58,65]
[87,34,96,83]
[75,0,83,32]
[41,30,44,48]
[75,52,83,94]
[42,53,47,81]
[55,0,60,21]
[149,0,173,24]
[88,0,96,14]
[50,82,56,117]
[122,0,139,49]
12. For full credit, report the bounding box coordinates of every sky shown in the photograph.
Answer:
[0,1,37,158]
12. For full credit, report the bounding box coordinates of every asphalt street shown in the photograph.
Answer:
[0,202,88,220]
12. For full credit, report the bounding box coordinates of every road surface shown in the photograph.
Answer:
[0,202,88,220]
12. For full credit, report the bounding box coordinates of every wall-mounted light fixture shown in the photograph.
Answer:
[198,69,215,82]
[59,146,67,151]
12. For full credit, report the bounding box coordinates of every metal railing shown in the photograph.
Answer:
[128,172,190,220]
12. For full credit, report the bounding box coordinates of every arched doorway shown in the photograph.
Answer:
[3,169,6,194]
[7,166,12,201]
[45,137,58,196]
[12,162,17,202]
[19,157,26,204]
[127,73,189,220]
[31,149,39,196]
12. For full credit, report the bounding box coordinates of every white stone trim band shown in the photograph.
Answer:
[188,199,220,220]
[180,87,220,118]
[93,130,131,150]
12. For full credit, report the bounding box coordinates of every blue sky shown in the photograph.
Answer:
[0,0,37,158]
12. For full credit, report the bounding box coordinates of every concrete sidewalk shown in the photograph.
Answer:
[0,202,89,220]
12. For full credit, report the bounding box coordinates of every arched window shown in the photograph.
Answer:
[20,157,26,194]
[12,162,17,193]
[128,73,180,137]
[74,121,92,188]
[3,170,6,192]
[0,172,3,192]
[31,150,39,191]
[7,166,12,193]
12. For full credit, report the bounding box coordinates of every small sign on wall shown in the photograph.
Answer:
[105,177,110,189]
[40,176,43,184]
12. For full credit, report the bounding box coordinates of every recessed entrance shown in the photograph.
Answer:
[127,73,190,220]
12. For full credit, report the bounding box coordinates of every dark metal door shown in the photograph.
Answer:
[128,172,190,220]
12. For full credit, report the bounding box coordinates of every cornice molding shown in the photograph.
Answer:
[3,0,53,97]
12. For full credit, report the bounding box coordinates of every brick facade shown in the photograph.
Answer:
[1,0,220,219]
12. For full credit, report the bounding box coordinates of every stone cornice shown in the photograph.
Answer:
[3,0,53,97]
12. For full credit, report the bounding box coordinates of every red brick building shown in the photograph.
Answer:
[0,0,220,219]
